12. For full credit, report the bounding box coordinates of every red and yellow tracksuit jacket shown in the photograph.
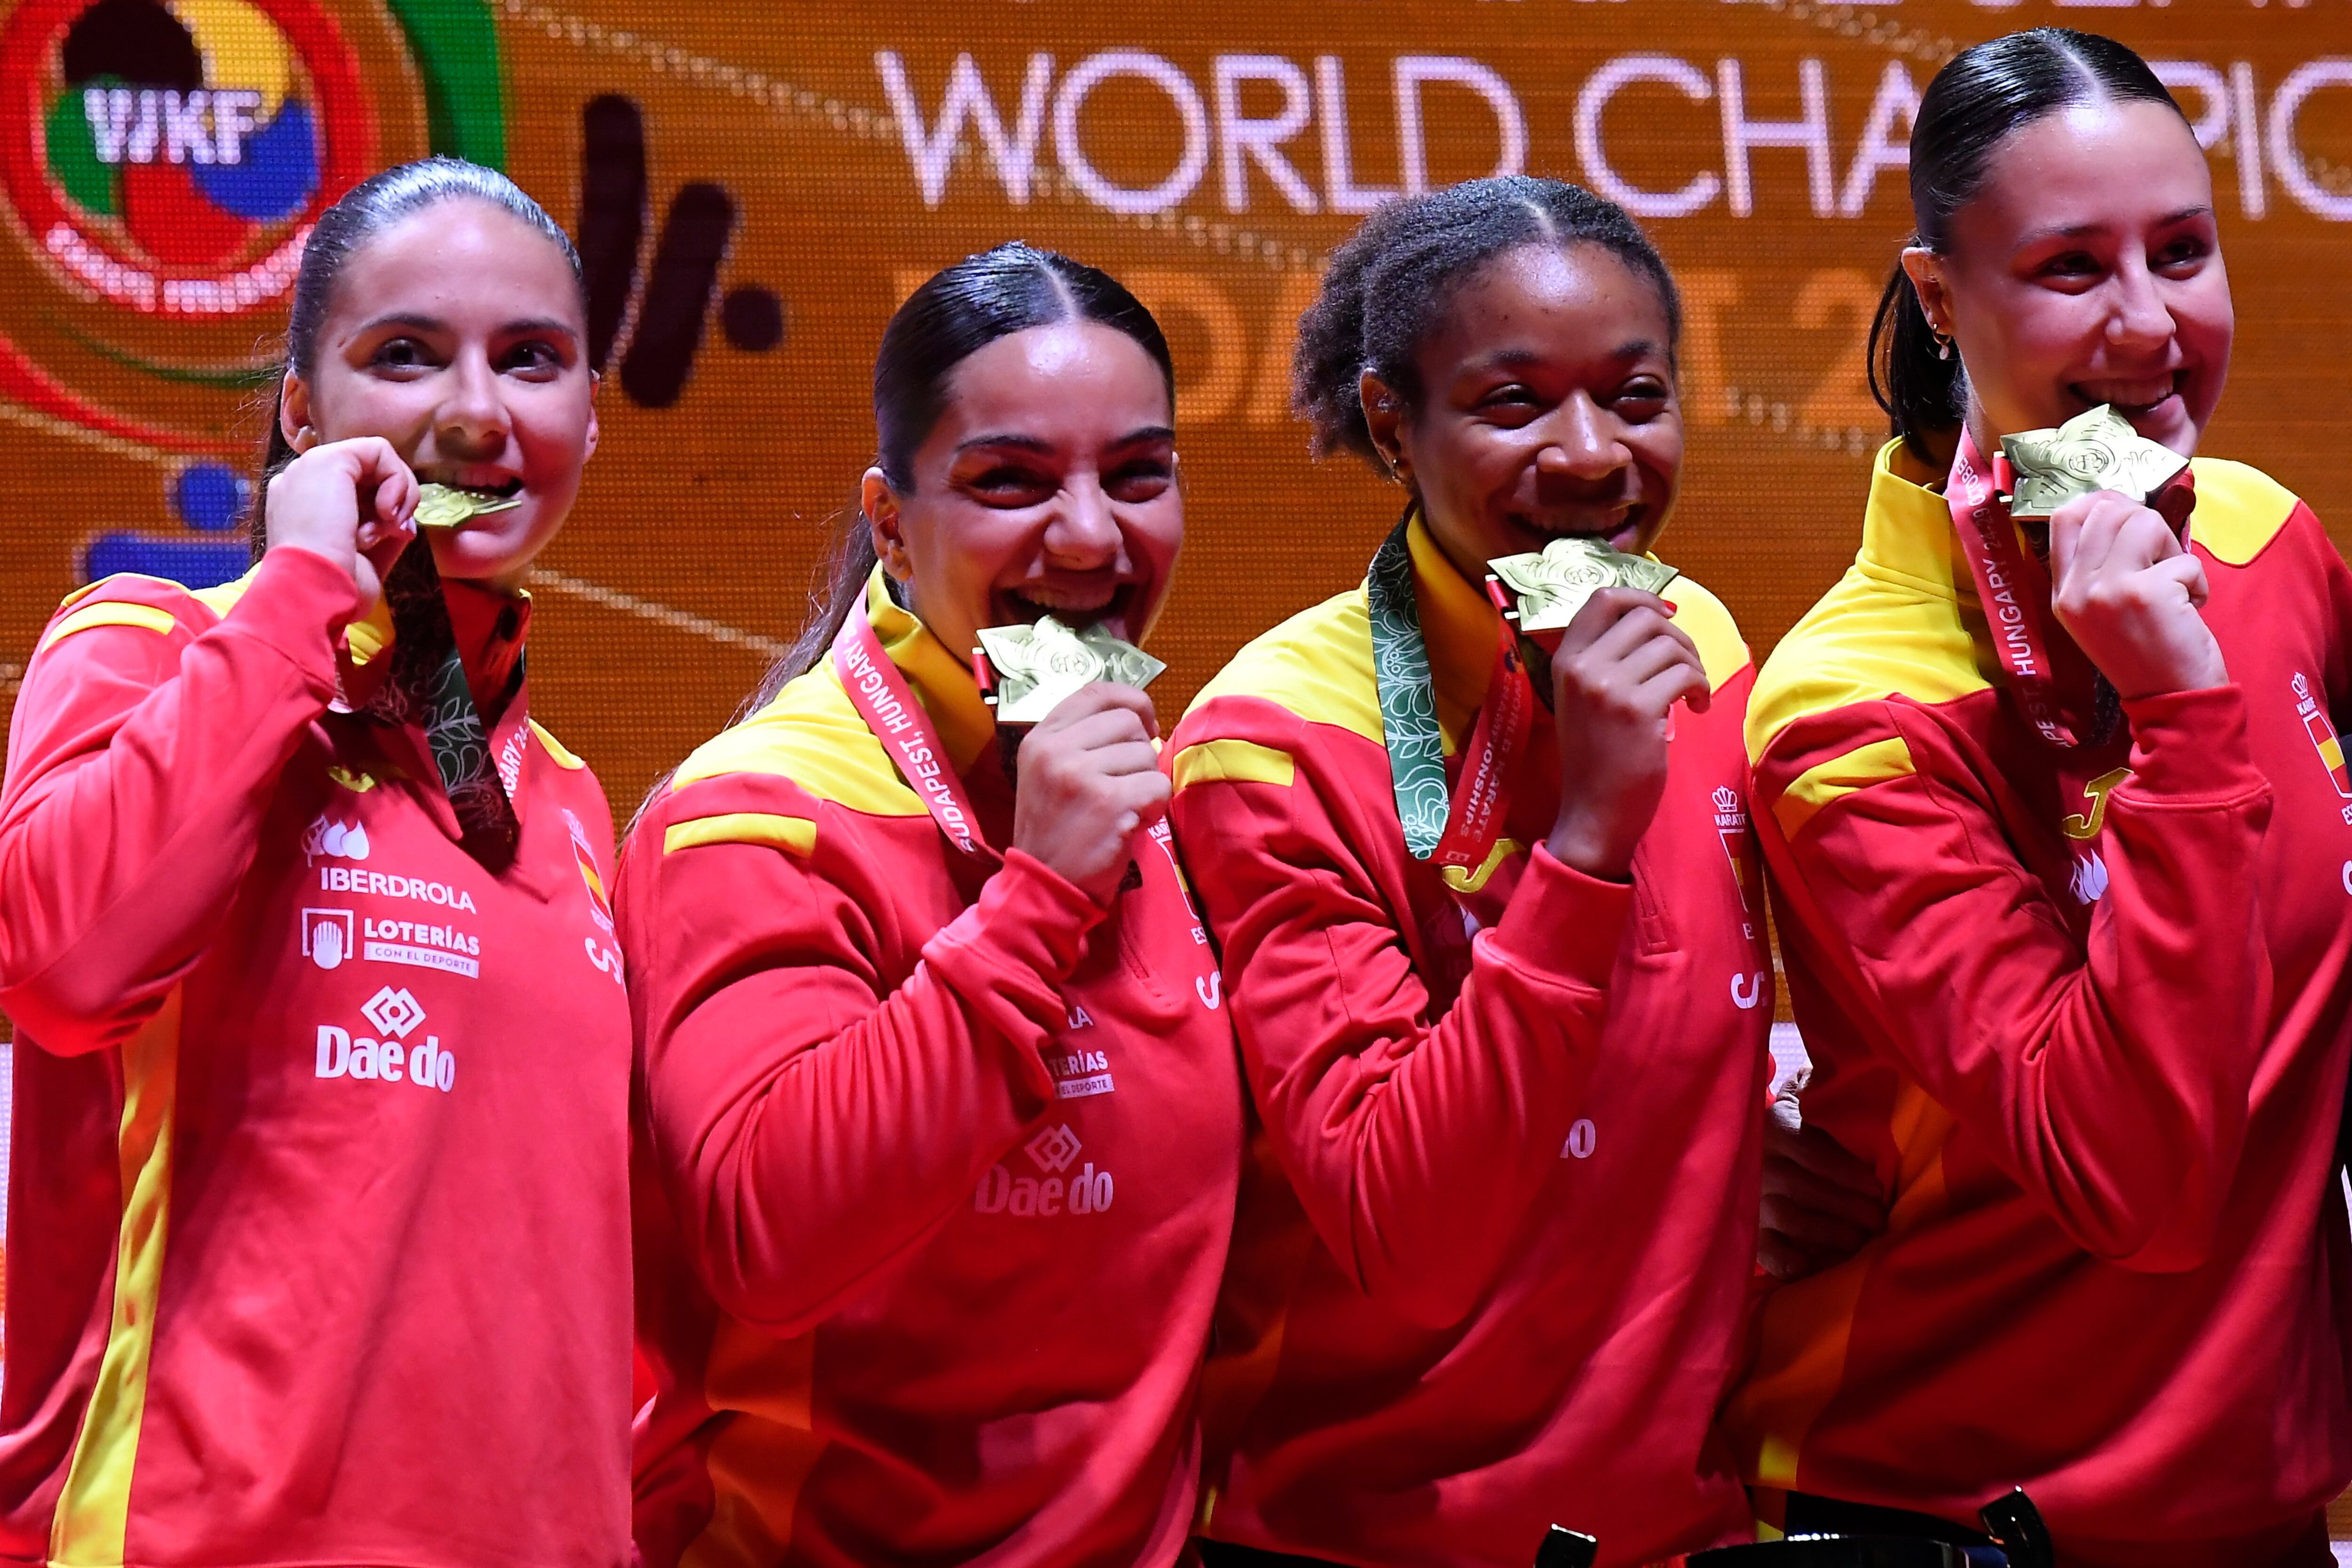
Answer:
[623,573,1242,1568]
[1723,443,2352,1565]
[0,547,633,1567]
[1164,517,1773,1568]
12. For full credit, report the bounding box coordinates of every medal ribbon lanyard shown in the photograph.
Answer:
[1945,428,2204,751]
[1365,515,1535,875]
[1945,429,2085,749]
[832,604,1001,867]
[364,547,524,870]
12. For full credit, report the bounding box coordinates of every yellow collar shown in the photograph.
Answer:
[1405,513,1502,744]
[1857,439,1967,599]
[861,568,997,772]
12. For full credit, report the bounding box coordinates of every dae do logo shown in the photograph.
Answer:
[0,0,501,576]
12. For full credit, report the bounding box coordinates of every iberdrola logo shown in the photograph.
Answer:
[0,0,505,579]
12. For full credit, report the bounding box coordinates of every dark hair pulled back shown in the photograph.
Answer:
[749,242,1175,708]
[1871,29,2186,460]
[246,157,583,557]
[1293,174,1680,467]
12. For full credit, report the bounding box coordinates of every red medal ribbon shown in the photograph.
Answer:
[1945,428,2081,749]
[831,605,998,865]
[1431,613,1536,873]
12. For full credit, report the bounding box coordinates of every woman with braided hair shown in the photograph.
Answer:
[1166,175,1772,1567]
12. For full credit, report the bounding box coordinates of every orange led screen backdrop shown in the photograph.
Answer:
[3,0,2350,810]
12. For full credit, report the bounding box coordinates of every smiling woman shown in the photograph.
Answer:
[1165,175,1773,1568]
[621,244,1242,1568]
[0,159,631,1564]
[1726,29,2352,1563]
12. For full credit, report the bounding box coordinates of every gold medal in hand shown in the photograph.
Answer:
[1486,536,1680,638]
[414,483,523,530]
[2000,405,2190,521]
[975,616,1166,724]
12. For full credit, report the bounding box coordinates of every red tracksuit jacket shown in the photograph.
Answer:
[1722,444,2352,1565]
[0,547,633,1567]
[1163,516,1772,1568]
[624,572,1242,1568]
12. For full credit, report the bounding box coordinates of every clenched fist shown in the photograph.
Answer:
[1012,683,1171,905]
[1543,588,1713,880]
[264,437,419,608]
[2048,489,2226,700]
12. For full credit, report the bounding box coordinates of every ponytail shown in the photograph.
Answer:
[1868,251,1964,463]
[246,384,298,561]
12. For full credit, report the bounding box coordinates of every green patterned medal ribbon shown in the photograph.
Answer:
[1365,516,1452,859]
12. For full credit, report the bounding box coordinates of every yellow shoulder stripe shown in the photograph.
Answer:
[1660,573,1750,692]
[40,601,178,652]
[1172,738,1295,793]
[672,665,924,817]
[2188,458,2300,566]
[529,720,587,771]
[664,812,816,857]
[1746,568,1986,764]
[1187,589,1383,745]
[1772,735,1915,841]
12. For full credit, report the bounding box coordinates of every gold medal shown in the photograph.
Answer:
[2000,405,2190,521]
[414,482,523,530]
[1486,536,1679,635]
[975,616,1166,724]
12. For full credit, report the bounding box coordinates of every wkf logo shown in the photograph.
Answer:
[0,0,502,509]
[0,0,380,319]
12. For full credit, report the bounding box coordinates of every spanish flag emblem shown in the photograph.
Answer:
[2294,673,2352,799]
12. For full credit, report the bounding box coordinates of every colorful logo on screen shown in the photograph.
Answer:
[0,0,372,316]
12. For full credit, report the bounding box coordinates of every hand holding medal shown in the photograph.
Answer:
[958,615,1171,905]
[262,435,423,609]
[1481,537,1709,873]
[1995,405,2225,701]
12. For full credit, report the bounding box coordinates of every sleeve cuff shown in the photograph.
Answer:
[228,547,365,693]
[966,849,1108,980]
[1485,843,1634,990]
[2118,685,2267,805]
[919,850,1109,1103]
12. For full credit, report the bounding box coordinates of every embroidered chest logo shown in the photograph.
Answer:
[972,1123,1116,1218]
[314,987,455,1094]
[1050,1007,1115,1100]
[303,814,370,862]
[1713,786,1756,931]
[563,809,616,935]
[2292,674,2352,825]
[2059,766,2131,905]
[1714,785,1769,1008]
